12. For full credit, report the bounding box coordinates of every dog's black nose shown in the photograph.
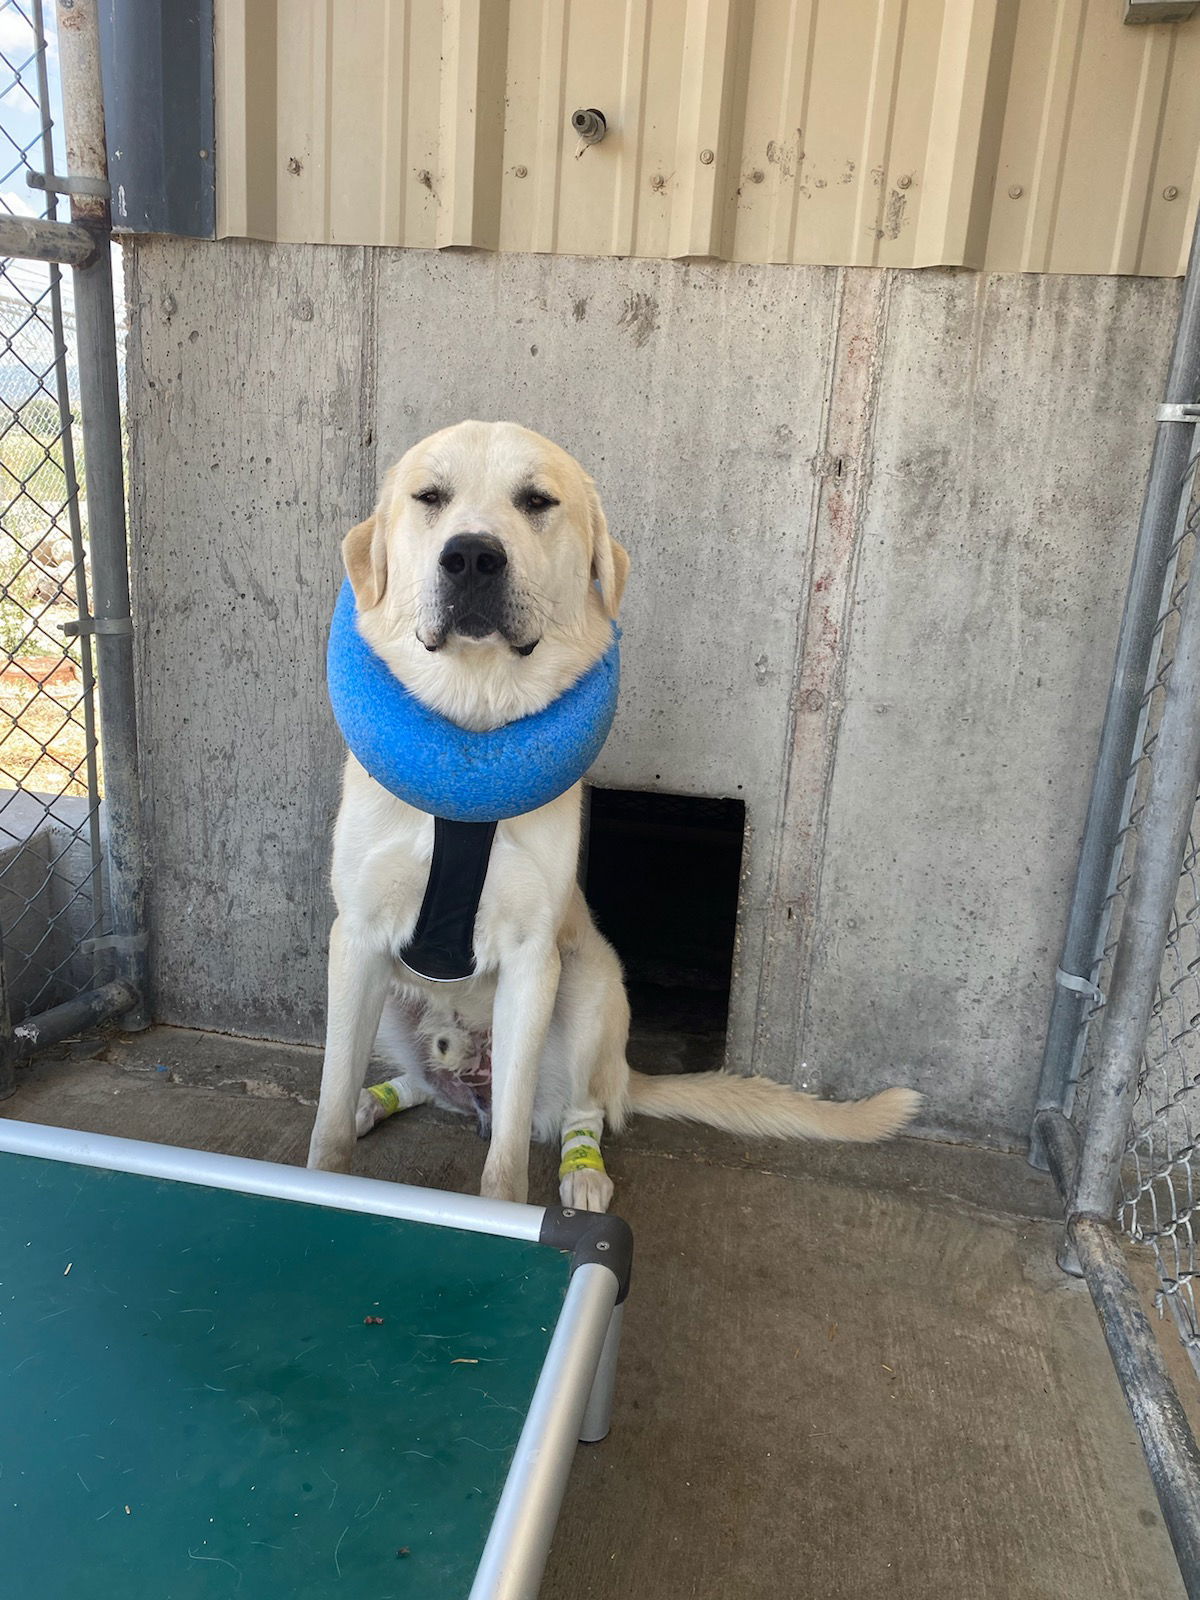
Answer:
[438,534,508,585]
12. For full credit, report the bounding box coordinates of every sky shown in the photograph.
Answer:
[0,4,123,321]
[0,2,65,215]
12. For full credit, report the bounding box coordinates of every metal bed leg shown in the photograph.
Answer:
[578,1302,623,1443]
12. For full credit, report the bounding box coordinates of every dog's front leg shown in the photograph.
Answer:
[482,941,561,1205]
[307,915,392,1173]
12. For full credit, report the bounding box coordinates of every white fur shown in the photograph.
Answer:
[307,421,921,1212]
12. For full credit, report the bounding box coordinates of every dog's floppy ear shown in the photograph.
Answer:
[342,515,388,610]
[586,484,630,620]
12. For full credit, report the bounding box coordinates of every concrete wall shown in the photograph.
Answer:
[124,238,1180,1148]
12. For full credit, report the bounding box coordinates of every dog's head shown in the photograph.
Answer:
[343,421,629,730]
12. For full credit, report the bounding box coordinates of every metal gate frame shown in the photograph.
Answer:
[0,0,147,1097]
[1034,200,1200,1591]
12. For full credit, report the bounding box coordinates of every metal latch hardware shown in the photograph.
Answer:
[1055,966,1106,1007]
[25,168,110,200]
[61,615,133,638]
[81,932,149,956]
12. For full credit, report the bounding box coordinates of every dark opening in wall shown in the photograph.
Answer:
[583,789,745,1075]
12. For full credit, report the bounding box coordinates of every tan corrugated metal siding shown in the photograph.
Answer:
[215,0,1200,274]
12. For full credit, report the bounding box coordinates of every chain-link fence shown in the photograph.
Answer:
[1104,483,1200,1359]
[1033,204,1200,1592]
[0,0,146,1088]
[1051,465,1200,1329]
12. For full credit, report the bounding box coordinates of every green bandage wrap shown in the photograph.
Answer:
[558,1129,605,1180]
[366,1081,401,1116]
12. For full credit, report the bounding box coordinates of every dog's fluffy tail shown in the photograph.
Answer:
[626,1070,921,1143]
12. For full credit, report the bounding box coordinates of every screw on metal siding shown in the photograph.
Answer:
[750,169,765,183]
[1164,186,1180,201]
[700,148,715,165]
[897,174,912,189]
[514,165,528,179]
[1008,184,1024,198]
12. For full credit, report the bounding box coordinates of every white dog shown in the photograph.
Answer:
[307,421,920,1212]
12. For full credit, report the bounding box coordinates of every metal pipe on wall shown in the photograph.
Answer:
[1032,204,1200,1162]
[0,933,13,1100]
[1071,526,1200,1220]
[34,0,104,995]
[9,980,138,1060]
[54,0,149,1028]
[0,213,97,265]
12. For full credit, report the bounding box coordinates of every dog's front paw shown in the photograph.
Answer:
[480,1160,527,1205]
[559,1168,614,1214]
[307,1134,354,1174]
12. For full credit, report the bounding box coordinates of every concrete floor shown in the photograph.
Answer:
[3,1025,1195,1599]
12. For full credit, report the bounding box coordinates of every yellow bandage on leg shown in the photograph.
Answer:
[355,1075,432,1137]
[559,1128,606,1180]
[367,1081,402,1116]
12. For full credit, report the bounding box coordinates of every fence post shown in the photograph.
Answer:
[1071,538,1200,1221]
[1032,206,1200,1164]
[54,0,149,1028]
[0,929,13,1100]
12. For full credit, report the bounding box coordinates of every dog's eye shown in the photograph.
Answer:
[516,489,559,516]
[413,487,446,508]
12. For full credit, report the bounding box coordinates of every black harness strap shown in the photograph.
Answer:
[398,816,498,982]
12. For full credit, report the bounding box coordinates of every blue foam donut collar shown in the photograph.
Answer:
[327,578,620,823]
